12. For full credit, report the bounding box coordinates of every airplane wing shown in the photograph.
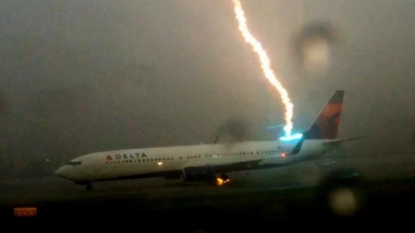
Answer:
[181,159,265,175]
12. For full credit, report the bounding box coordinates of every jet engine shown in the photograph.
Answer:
[180,167,230,186]
[181,167,216,183]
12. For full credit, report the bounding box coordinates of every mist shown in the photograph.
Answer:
[1,0,415,178]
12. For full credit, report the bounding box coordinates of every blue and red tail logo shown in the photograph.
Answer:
[304,90,344,140]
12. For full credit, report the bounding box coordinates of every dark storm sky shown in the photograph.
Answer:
[1,0,415,169]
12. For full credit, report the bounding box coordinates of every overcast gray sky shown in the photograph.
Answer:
[1,0,415,173]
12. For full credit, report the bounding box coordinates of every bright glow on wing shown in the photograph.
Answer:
[232,0,294,137]
[279,133,303,141]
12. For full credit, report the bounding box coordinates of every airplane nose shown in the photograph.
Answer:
[54,166,66,178]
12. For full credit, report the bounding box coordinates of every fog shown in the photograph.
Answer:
[1,0,415,177]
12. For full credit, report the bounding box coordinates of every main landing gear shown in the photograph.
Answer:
[86,183,93,191]
[75,181,93,191]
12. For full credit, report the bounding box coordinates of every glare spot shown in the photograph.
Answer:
[291,21,339,77]
[329,187,359,216]
[302,36,330,73]
[216,178,224,186]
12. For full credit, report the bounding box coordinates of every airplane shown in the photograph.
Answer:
[55,90,363,191]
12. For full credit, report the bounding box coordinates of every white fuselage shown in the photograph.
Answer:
[55,139,337,183]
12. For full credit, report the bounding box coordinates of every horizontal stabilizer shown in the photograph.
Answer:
[322,136,365,146]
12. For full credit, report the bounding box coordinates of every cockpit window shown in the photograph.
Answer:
[66,161,82,166]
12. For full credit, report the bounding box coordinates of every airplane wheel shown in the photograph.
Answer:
[86,184,93,191]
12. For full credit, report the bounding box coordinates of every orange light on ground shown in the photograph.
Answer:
[14,207,37,217]
[216,177,230,186]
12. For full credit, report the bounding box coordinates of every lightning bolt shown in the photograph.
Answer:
[232,0,293,137]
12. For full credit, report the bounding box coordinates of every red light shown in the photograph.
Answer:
[281,152,286,158]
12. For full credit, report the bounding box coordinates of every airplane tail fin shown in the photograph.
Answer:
[303,90,344,140]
